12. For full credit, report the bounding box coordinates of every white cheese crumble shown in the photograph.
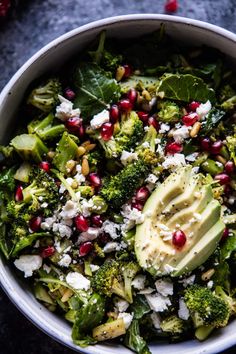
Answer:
[102,220,120,239]
[131,274,146,290]
[163,264,176,275]
[55,95,81,121]
[159,123,170,134]
[43,264,51,274]
[90,264,100,272]
[78,227,100,243]
[14,255,42,278]
[145,293,171,312]
[118,313,133,329]
[185,152,199,162]
[207,280,214,289]
[103,241,120,253]
[120,150,138,166]
[59,200,79,219]
[196,100,212,120]
[66,272,90,290]
[58,254,72,267]
[179,274,196,287]
[90,109,110,129]
[155,278,173,297]
[162,153,186,171]
[114,298,130,312]
[121,204,145,232]
[150,312,161,329]
[53,223,72,238]
[145,173,159,184]
[173,125,190,143]
[178,298,190,320]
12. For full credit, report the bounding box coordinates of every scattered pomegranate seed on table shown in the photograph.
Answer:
[29,216,42,232]
[100,122,114,141]
[164,0,178,13]
[172,230,187,248]
[79,242,93,257]
[41,246,55,258]
[74,215,90,232]
[15,185,23,202]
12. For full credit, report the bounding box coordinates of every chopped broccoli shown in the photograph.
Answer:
[27,78,62,113]
[160,315,189,339]
[158,100,181,123]
[10,134,48,163]
[27,112,65,141]
[52,132,79,173]
[215,286,236,316]
[136,125,160,167]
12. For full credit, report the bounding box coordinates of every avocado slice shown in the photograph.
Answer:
[134,166,224,277]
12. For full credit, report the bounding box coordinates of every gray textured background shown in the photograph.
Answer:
[0,1,236,353]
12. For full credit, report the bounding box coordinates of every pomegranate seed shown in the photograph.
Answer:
[29,216,42,232]
[225,161,235,174]
[123,64,132,78]
[214,173,231,185]
[41,246,55,258]
[64,88,76,100]
[74,215,90,232]
[148,116,160,130]
[137,111,149,123]
[165,0,178,13]
[127,89,137,104]
[182,113,199,126]
[109,104,120,123]
[78,124,85,139]
[39,161,51,173]
[15,185,23,202]
[101,122,114,141]
[172,230,186,248]
[187,101,200,112]
[79,242,93,257]
[221,228,229,241]
[0,0,11,17]
[65,117,82,134]
[200,137,211,151]
[136,186,150,202]
[88,173,101,187]
[210,141,223,155]
[91,214,103,227]
[132,202,143,211]
[165,141,183,154]
[119,99,133,112]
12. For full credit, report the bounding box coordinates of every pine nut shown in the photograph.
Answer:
[76,146,86,158]
[215,155,227,165]
[61,288,74,303]
[81,140,91,147]
[85,143,96,152]
[66,159,76,173]
[71,180,78,189]
[201,268,215,281]
[142,89,152,101]
[47,151,55,160]
[81,157,90,176]
[115,66,125,81]
[190,122,201,138]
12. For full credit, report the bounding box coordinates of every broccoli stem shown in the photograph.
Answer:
[52,132,79,173]
[11,134,48,163]
[28,112,65,140]
[195,325,214,341]
[51,168,80,204]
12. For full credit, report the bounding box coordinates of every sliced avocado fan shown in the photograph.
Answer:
[134,166,225,277]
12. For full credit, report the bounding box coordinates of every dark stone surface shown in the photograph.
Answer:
[0,1,236,353]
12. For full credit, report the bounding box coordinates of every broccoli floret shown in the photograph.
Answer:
[160,315,189,339]
[136,125,160,167]
[88,196,108,214]
[27,78,62,112]
[158,100,181,123]
[10,134,48,163]
[27,112,65,141]
[91,259,140,303]
[184,284,230,340]
[100,159,149,209]
[215,286,236,316]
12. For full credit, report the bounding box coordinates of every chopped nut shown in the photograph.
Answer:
[201,268,215,281]
[142,89,152,101]
[76,146,86,158]
[47,151,55,160]
[215,155,226,165]
[71,180,78,189]
[66,159,76,173]
[81,140,91,147]
[61,288,74,303]
[81,157,90,176]
[116,66,125,82]
[190,122,201,138]
[85,143,96,152]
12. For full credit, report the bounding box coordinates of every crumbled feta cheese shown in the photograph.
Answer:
[114,298,129,312]
[185,152,199,162]
[74,166,86,185]
[207,280,214,289]
[41,202,48,208]
[14,255,42,278]
[43,264,51,274]
[54,237,62,252]
[196,100,212,120]
[159,123,170,134]
[150,312,161,329]
[55,95,81,121]
[90,109,110,129]
[59,184,66,194]
[90,264,100,272]
[192,166,200,174]
[179,275,196,287]
[145,293,171,312]
[162,153,186,171]
[138,287,155,295]
[66,272,90,290]
[78,227,100,243]
[53,223,72,238]
[131,274,146,290]
[58,254,72,267]
[59,200,79,219]
[163,264,176,275]
[120,150,138,166]
[118,313,133,329]
[80,198,94,217]
[142,142,150,148]
[178,298,190,320]
[145,174,159,184]
[103,241,120,253]
[155,278,173,297]
[102,220,120,239]
[173,125,190,143]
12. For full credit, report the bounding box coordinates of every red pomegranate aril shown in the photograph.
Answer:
[165,141,183,154]
[221,228,229,241]
[172,230,186,248]
[78,124,85,139]
[214,173,231,185]
[15,185,23,202]
[91,214,103,227]
[210,141,223,155]
[225,161,235,174]
[132,202,143,211]
[79,242,93,257]
[137,111,149,123]
[29,216,42,232]
[65,117,82,133]
[88,173,101,187]
[74,215,89,232]
[119,99,133,112]
[165,0,178,13]
[39,161,51,173]
[136,186,150,202]
[41,246,55,258]
[101,122,114,141]
[109,104,120,123]
[182,113,199,126]
[123,64,132,78]
[187,101,200,112]
[200,137,211,151]
[148,116,160,130]
[64,88,76,100]
[127,89,137,104]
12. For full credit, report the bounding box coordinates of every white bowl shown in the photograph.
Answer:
[0,14,236,354]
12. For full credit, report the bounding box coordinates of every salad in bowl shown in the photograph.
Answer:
[0,25,235,354]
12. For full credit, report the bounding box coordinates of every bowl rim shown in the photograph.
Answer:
[1,13,236,354]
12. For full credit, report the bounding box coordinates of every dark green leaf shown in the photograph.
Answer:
[156,74,216,103]
[124,319,151,354]
[220,232,236,261]
[200,108,225,135]
[131,295,151,320]
[73,62,120,120]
